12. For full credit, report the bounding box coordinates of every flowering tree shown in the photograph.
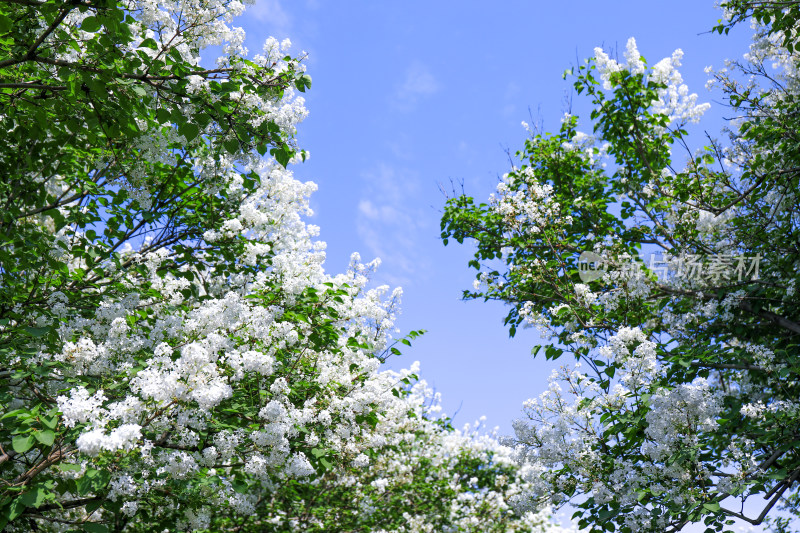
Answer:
[0,0,570,531]
[441,2,800,532]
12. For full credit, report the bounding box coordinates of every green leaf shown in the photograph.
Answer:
[139,37,158,49]
[83,523,110,533]
[294,74,312,92]
[180,123,200,142]
[25,326,50,338]
[703,502,721,512]
[156,107,171,124]
[270,145,293,167]
[597,507,615,520]
[81,17,102,33]
[34,430,55,447]
[12,435,35,454]
[223,137,240,154]
[76,469,111,496]
[20,487,46,509]
[4,497,25,522]
[86,500,103,513]
[232,479,249,494]
[311,448,325,458]
[0,14,12,34]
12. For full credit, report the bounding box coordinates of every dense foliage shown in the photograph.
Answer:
[441,2,800,532]
[0,1,567,531]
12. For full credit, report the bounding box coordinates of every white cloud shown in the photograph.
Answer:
[358,200,403,223]
[393,62,440,111]
[247,0,291,35]
[358,199,380,220]
[387,135,414,160]
[355,164,430,286]
[505,81,520,99]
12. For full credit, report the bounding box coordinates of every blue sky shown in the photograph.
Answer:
[231,1,752,436]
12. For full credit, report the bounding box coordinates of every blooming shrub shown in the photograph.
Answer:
[442,4,800,532]
[0,1,570,531]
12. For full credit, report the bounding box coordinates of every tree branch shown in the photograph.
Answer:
[739,299,800,335]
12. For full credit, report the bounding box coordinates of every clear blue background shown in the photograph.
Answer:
[232,1,751,437]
